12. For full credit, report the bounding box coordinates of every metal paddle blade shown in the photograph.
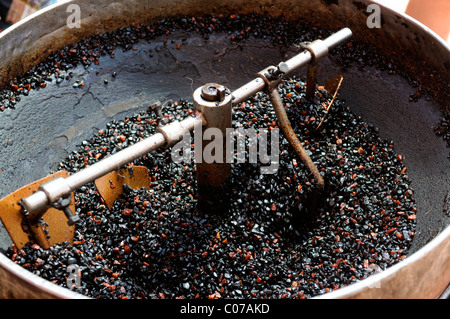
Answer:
[314,75,343,132]
[0,170,76,250]
[94,165,151,210]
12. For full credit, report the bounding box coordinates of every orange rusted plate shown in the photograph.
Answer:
[323,75,343,98]
[0,170,76,250]
[314,75,343,132]
[94,166,150,210]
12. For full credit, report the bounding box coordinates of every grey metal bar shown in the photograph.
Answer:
[322,27,353,51]
[20,116,202,214]
[232,77,266,105]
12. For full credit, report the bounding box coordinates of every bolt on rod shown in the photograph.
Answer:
[20,28,352,224]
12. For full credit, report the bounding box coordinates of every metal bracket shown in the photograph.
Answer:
[94,165,151,210]
[52,196,80,226]
[0,170,76,249]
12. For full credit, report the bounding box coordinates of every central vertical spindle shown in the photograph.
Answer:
[193,83,232,214]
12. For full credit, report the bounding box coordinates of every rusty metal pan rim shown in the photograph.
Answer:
[316,226,450,299]
[1,0,447,47]
[0,252,87,298]
[0,0,71,40]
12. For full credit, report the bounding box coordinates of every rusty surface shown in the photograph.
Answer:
[195,127,233,213]
[196,162,232,188]
[313,74,344,132]
[306,63,318,100]
[268,88,325,191]
[0,170,75,250]
[94,165,151,210]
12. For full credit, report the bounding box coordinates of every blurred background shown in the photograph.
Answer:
[0,0,449,44]
[375,0,449,44]
[0,0,58,30]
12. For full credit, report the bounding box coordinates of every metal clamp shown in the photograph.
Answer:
[52,196,80,226]
[156,115,202,148]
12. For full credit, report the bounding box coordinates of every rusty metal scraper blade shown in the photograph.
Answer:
[0,170,76,250]
[314,75,343,132]
[94,166,151,210]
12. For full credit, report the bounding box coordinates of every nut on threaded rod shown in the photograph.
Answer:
[201,83,226,102]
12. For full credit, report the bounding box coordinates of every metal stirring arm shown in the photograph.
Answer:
[20,115,202,215]
[19,28,352,225]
